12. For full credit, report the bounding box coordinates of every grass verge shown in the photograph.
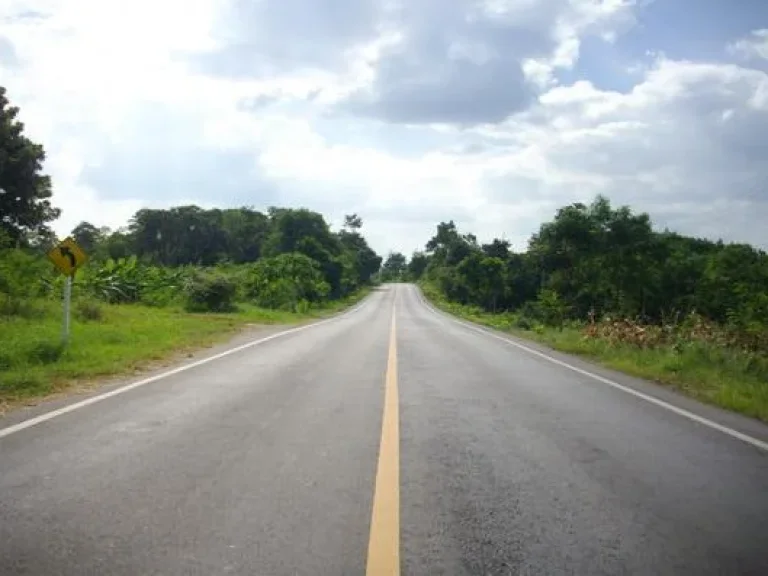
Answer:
[420,283,768,423]
[0,287,371,407]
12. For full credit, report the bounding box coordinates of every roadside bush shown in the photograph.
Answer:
[0,248,54,317]
[26,340,65,365]
[81,256,143,303]
[75,299,103,322]
[80,257,188,306]
[514,314,534,331]
[183,273,237,313]
[245,253,330,310]
[251,277,301,310]
[0,294,44,318]
[138,266,187,307]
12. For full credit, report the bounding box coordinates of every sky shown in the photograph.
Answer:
[1,0,767,256]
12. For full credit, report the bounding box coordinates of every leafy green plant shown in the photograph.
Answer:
[183,273,237,313]
[0,248,54,317]
[246,253,330,310]
[81,256,143,303]
[79,257,187,306]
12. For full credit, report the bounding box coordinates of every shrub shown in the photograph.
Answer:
[183,273,237,313]
[514,315,534,331]
[80,256,142,303]
[536,289,569,329]
[296,299,311,314]
[75,299,103,322]
[138,266,186,307]
[0,294,44,318]
[26,340,65,365]
[0,248,54,317]
[245,253,330,310]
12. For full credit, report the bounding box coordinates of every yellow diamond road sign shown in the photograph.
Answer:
[48,237,88,276]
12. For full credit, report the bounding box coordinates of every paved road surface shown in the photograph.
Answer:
[1,284,767,575]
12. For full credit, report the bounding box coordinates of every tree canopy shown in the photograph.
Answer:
[0,86,60,243]
[380,252,408,281]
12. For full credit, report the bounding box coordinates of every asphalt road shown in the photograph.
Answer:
[1,284,767,575]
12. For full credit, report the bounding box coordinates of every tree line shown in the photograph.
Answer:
[67,207,382,299]
[386,196,767,339]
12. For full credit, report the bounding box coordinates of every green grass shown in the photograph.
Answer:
[0,288,370,406]
[420,284,768,423]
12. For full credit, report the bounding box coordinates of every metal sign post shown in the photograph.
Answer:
[62,274,73,344]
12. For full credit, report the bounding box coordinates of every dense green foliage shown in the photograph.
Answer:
[245,252,330,310]
[379,251,408,281]
[416,195,767,346]
[183,272,238,313]
[1,204,381,316]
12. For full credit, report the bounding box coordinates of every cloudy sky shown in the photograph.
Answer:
[1,0,767,255]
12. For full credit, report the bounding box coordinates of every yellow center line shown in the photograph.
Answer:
[366,304,400,576]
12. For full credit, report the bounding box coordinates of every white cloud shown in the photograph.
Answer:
[728,29,768,62]
[1,0,767,257]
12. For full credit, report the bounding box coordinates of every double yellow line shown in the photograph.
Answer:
[366,306,400,575]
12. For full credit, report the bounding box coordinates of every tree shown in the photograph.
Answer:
[264,207,340,258]
[407,251,429,280]
[129,205,229,266]
[344,213,363,231]
[339,225,382,286]
[380,252,408,281]
[426,220,478,268]
[102,228,133,260]
[220,207,269,263]
[0,87,60,242]
[71,221,103,254]
[482,238,510,259]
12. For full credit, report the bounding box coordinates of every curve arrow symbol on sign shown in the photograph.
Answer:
[59,246,77,269]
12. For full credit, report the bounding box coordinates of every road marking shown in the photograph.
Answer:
[366,305,400,576]
[417,288,768,453]
[0,297,373,440]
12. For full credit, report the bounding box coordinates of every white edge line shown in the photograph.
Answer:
[0,296,372,439]
[415,287,768,453]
